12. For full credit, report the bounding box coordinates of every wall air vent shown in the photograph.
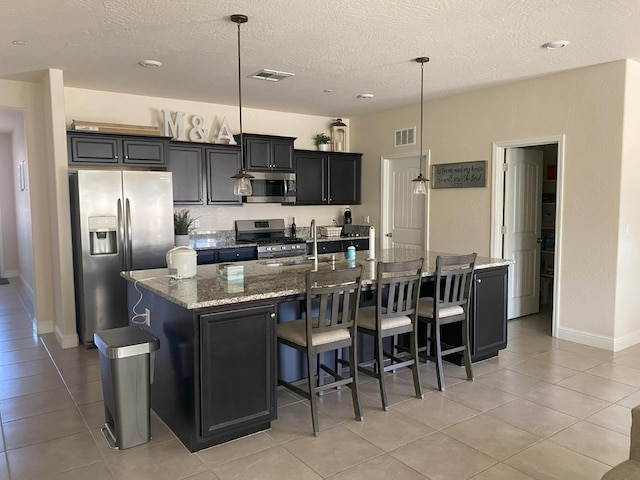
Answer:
[250,69,295,82]
[395,127,416,147]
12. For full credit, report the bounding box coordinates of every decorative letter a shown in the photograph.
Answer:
[216,117,237,145]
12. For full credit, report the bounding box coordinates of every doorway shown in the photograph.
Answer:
[491,136,564,337]
[380,152,430,251]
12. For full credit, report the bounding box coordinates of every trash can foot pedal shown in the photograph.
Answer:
[101,424,119,450]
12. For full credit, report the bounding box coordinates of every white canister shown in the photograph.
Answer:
[166,246,197,279]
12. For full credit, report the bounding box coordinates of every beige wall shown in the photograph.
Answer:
[614,60,640,346]
[350,60,636,350]
[0,133,19,275]
[64,87,353,231]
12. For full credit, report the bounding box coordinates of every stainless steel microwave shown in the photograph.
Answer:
[245,171,296,203]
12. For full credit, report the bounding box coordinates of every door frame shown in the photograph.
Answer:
[380,151,431,251]
[491,135,564,337]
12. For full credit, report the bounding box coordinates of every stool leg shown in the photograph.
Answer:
[375,333,388,410]
[410,330,423,399]
[307,350,320,436]
[462,317,474,382]
[349,344,363,421]
[434,321,445,391]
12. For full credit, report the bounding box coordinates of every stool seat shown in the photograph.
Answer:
[358,306,411,331]
[277,320,350,347]
[418,298,464,319]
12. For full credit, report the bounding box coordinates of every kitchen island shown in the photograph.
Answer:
[123,249,510,452]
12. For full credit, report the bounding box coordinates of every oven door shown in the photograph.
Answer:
[245,172,296,203]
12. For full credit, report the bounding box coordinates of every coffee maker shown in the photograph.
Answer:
[341,208,355,236]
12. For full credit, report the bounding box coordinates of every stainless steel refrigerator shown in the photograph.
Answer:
[69,170,174,346]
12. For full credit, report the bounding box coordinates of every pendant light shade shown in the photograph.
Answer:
[411,56,430,195]
[230,14,253,196]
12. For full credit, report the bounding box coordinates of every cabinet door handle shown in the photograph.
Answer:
[477,278,482,283]
[385,233,393,237]
[537,237,543,244]
[270,313,276,318]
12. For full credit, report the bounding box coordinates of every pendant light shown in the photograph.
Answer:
[411,56,430,195]
[230,14,254,196]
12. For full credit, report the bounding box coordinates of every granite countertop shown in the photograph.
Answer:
[190,235,368,250]
[123,250,512,310]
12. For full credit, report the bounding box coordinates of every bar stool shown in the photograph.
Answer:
[277,266,363,436]
[357,258,424,410]
[418,253,476,391]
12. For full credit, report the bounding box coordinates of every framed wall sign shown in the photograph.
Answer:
[432,161,486,189]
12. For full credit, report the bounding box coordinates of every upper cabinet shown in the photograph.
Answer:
[235,134,296,172]
[168,142,242,206]
[68,131,169,166]
[294,150,361,205]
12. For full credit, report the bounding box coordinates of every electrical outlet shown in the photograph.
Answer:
[331,216,336,224]
[194,219,200,229]
[144,308,151,326]
[364,215,370,224]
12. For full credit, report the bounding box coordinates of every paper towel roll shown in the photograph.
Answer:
[368,226,375,260]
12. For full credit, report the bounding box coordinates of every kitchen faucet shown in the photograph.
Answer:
[308,218,318,270]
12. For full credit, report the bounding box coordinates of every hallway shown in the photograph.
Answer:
[0,277,638,479]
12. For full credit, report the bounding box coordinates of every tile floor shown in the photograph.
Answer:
[1,278,638,479]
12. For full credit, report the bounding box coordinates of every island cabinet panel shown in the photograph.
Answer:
[294,150,361,205]
[199,305,277,439]
[471,266,508,360]
[68,131,168,166]
[168,144,204,204]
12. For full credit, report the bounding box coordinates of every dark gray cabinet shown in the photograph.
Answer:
[306,238,369,256]
[168,142,241,206]
[235,134,295,172]
[199,305,277,439]
[168,144,204,204]
[294,150,361,205]
[196,246,257,265]
[68,132,169,166]
[471,266,508,360]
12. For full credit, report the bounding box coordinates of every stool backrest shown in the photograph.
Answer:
[305,267,363,338]
[434,253,477,314]
[376,258,424,323]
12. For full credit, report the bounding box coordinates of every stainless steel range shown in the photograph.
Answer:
[235,219,307,259]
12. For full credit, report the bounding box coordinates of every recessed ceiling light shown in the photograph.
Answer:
[357,93,374,99]
[138,60,162,68]
[12,40,27,46]
[543,40,569,49]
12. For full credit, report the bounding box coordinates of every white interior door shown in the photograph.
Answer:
[504,148,543,319]
[382,155,426,251]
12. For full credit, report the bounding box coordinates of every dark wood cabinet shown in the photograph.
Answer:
[196,246,257,265]
[68,131,168,166]
[294,150,361,205]
[471,266,508,360]
[168,144,204,204]
[199,305,277,439]
[236,134,295,172]
[168,142,241,206]
[205,145,242,205]
[305,238,369,256]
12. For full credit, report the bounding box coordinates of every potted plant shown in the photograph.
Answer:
[173,209,198,246]
[313,132,332,151]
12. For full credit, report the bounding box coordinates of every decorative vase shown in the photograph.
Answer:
[175,235,190,247]
[317,143,330,152]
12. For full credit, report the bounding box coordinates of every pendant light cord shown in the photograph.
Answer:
[236,21,244,170]
[419,59,424,176]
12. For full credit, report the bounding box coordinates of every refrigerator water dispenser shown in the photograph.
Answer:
[89,216,117,255]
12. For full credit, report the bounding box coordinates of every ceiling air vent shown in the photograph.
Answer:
[250,69,295,82]
[395,127,416,147]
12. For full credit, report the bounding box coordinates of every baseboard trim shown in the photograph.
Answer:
[55,325,79,349]
[36,319,54,334]
[556,326,613,351]
[557,325,640,352]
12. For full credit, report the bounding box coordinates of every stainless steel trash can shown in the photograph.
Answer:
[94,326,159,450]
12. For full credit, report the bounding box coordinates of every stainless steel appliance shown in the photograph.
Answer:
[245,172,296,204]
[236,219,306,258]
[69,170,174,346]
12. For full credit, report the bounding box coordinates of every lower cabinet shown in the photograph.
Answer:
[306,238,369,255]
[199,305,277,440]
[471,266,508,360]
[196,246,257,265]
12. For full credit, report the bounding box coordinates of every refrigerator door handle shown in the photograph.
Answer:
[117,198,127,271]
[125,198,133,270]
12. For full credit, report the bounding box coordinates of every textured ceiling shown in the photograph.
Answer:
[1,0,640,118]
